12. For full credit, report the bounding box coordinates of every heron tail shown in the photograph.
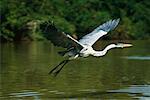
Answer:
[49,60,70,77]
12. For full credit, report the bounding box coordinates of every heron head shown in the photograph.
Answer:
[116,43,133,48]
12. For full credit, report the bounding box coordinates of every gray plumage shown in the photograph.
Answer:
[98,18,120,32]
[79,19,120,46]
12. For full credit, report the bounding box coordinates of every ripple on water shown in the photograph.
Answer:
[9,91,42,99]
[122,56,150,60]
[78,89,97,93]
[108,85,150,99]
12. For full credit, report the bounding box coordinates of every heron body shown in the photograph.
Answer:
[40,19,132,76]
[80,46,94,57]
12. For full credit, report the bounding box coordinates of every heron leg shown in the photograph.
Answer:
[53,60,69,76]
[49,60,66,74]
[49,60,69,77]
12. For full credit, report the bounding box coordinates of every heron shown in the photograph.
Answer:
[40,19,132,76]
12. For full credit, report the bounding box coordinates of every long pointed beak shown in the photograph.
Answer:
[123,44,133,47]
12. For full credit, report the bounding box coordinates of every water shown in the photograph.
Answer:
[123,56,150,60]
[0,40,150,99]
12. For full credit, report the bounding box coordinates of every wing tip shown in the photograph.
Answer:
[100,18,120,32]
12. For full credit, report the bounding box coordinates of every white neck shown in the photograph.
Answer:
[103,44,116,52]
[93,44,116,57]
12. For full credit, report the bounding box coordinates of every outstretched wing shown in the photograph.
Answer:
[79,19,120,46]
[40,21,80,49]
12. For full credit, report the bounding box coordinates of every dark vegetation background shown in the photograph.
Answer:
[1,0,150,42]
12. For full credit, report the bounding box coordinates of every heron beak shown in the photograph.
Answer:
[123,44,133,47]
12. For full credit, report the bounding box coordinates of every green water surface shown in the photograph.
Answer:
[0,40,150,99]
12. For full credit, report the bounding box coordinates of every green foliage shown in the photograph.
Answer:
[50,16,76,34]
[1,0,150,41]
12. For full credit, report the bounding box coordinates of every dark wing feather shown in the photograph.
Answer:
[40,21,81,50]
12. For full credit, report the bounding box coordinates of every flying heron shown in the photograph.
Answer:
[40,19,132,76]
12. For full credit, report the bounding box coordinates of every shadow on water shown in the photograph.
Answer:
[0,40,150,99]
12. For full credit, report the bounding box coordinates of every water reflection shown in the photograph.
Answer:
[0,40,150,99]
